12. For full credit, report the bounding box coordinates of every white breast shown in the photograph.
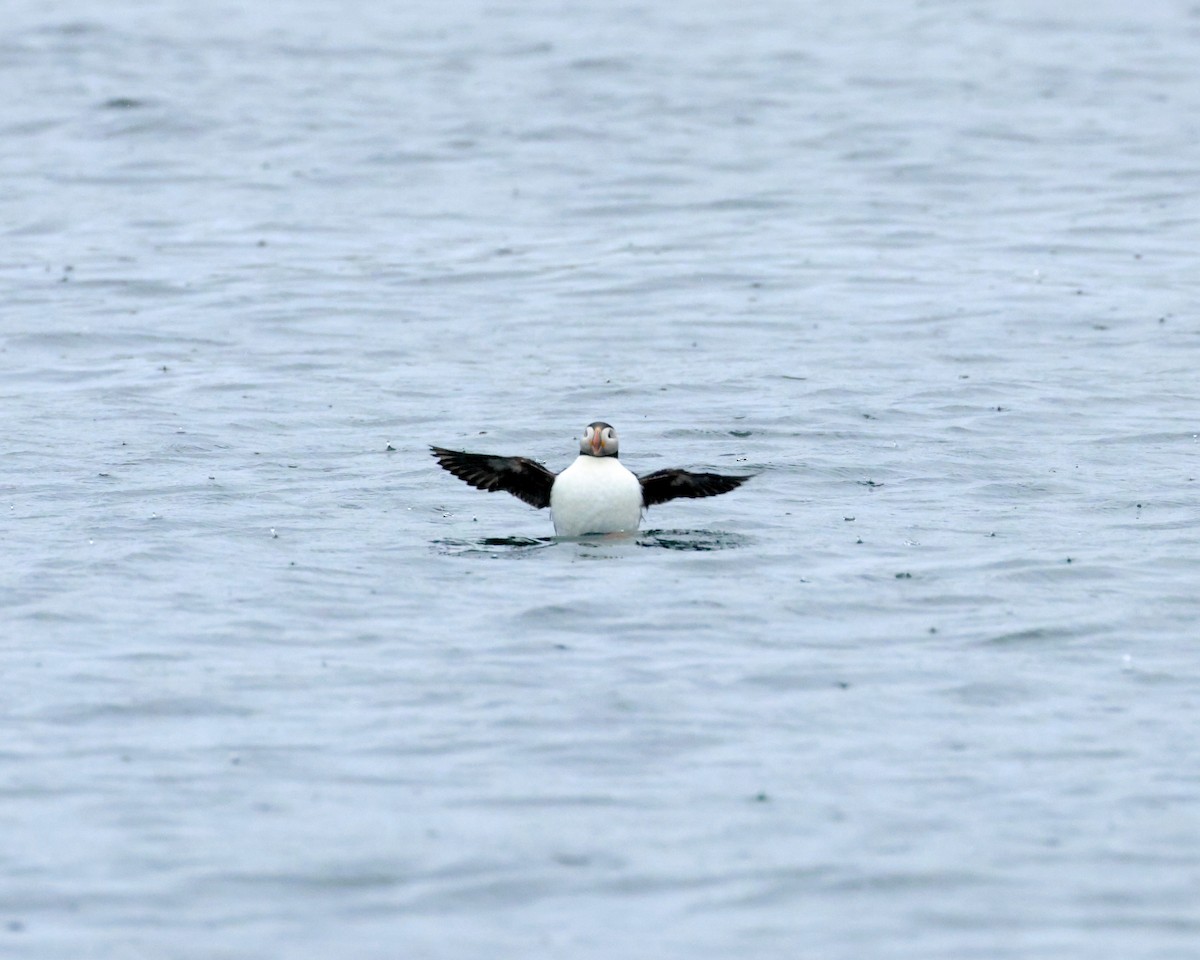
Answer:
[550,456,643,536]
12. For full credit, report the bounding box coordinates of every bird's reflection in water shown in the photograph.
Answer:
[432,530,747,556]
[637,529,749,551]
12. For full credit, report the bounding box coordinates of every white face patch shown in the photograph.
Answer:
[580,422,619,457]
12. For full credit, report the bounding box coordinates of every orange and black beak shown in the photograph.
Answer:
[590,429,604,455]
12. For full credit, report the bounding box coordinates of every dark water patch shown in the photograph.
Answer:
[742,671,858,693]
[431,536,555,556]
[454,793,623,809]
[518,124,614,143]
[568,56,633,72]
[41,697,256,723]
[431,530,748,555]
[637,529,749,551]
[100,97,147,110]
[980,623,1106,647]
[982,627,1055,646]
[196,865,407,896]
[941,680,1036,707]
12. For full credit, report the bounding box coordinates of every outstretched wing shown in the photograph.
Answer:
[430,446,556,509]
[638,468,750,508]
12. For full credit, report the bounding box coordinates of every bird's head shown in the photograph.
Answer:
[581,422,618,457]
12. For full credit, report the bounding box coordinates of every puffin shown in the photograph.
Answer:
[431,422,750,537]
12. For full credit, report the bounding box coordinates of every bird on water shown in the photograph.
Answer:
[431,422,751,537]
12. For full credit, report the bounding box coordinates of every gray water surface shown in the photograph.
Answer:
[3,1,1199,957]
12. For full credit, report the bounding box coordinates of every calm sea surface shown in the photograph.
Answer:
[3,1,1199,957]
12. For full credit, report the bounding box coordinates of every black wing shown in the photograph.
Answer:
[430,446,556,509]
[638,469,750,508]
